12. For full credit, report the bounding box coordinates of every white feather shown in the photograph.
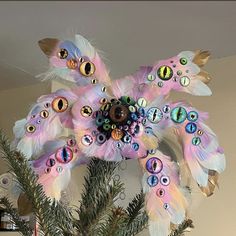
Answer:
[149,219,170,236]
[178,51,195,61]
[13,119,27,139]
[75,34,95,59]
[185,79,212,96]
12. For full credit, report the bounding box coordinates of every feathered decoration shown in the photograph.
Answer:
[140,151,190,236]
[12,89,77,159]
[71,79,165,161]
[30,136,88,200]
[38,34,111,86]
[166,102,226,194]
[133,50,212,96]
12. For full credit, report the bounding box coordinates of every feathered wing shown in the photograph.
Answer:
[12,89,77,159]
[132,50,212,96]
[38,34,111,86]
[30,136,88,200]
[164,101,226,195]
[139,151,190,236]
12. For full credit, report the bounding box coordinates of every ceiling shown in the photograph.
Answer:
[1,1,236,91]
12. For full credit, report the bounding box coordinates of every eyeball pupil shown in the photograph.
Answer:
[180,58,187,65]
[115,107,123,119]
[85,62,91,75]
[62,148,68,162]
[152,161,157,171]
[58,99,63,110]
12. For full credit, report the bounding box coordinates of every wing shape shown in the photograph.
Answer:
[160,101,226,195]
[12,89,77,159]
[30,136,88,200]
[38,34,111,86]
[139,150,190,236]
[132,50,212,96]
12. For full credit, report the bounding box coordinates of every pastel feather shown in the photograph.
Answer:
[168,102,226,192]
[30,136,88,200]
[140,151,190,236]
[13,89,77,159]
[38,34,111,86]
[132,50,212,96]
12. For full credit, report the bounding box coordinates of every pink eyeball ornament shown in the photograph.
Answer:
[71,78,169,162]
[38,34,111,87]
[30,136,88,200]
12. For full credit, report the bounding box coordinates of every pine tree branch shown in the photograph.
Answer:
[169,219,194,236]
[50,200,75,235]
[0,197,33,236]
[75,159,124,235]
[0,131,64,236]
[125,190,145,224]
[97,207,128,236]
[120,212,148,236]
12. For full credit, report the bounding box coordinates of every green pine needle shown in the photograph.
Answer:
[169,219,194,236]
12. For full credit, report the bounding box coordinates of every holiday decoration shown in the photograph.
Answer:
[0,34,225,236]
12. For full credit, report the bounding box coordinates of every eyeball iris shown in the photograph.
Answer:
[109,104,129,123]
[26,125,36,133]
[81,135,93,146]
[156,188,165,197]
[79,61,96,77]
[147,175,159,187]
[111,128,124,141]
[81,106,93,117]
[146,157,163,174]
[147,107,163,123]
[171,107,187,123]
[66,59,78,69]
[67,138,76,147]
[187,111,198,122]
[96,133,106,144]
[46,158,56,167]
[157,65,173,81]
[160,176,170,186]
[52,97,68,113]
[40,110,49,119]
[180,57,188,65]
[55,147,73,163]
[58,48,68,59]
[121,96,135,105]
